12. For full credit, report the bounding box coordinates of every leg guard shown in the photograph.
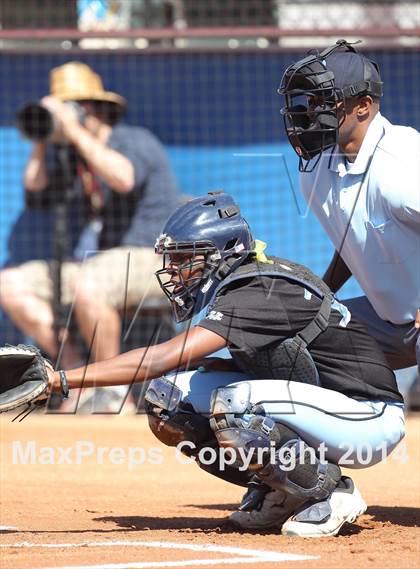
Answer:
[210,383,341,502]
[256,420,341,502]
[145,377,253,488]
[145,377,213,449]
[197,446,254,487]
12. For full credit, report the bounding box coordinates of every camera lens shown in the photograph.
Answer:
[17,103,54,141]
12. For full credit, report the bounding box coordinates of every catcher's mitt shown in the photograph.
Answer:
[0,344,61,413]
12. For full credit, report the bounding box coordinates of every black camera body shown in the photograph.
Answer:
[17,101,86,141]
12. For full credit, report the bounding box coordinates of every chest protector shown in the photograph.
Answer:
[209,257,334,385]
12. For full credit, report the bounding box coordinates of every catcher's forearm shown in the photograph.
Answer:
[1,328,226,412]
[50,327,226,394]
[53,346,163,391]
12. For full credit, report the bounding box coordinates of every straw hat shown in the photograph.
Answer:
[49,61,126,107]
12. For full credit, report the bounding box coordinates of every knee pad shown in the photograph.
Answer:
[209,383,340,500]
[145,378,252,488]
[145,377,213,449]
[209,382,286,467]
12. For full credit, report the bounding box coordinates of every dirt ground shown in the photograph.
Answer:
[0,411,419,569]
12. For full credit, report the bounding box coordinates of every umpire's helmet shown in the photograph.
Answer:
[155,192,254,322]
[278,39,383,171]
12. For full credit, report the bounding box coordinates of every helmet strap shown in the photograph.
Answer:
[215,253,246,281]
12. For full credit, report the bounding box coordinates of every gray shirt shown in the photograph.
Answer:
[100,124,180,249]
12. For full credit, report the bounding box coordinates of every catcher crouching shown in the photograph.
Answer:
[0,192,405,538]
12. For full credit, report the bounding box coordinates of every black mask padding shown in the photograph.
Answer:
[288,105,311,129]
[294,128,337,159]
[316,110,339,129]
[287,105,338,160]
[294,132,324,159]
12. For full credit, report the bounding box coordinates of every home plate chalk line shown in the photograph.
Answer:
[0,539,318,568]
[0,526,18,531]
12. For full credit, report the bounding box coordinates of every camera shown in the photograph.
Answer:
[16,101,86,141]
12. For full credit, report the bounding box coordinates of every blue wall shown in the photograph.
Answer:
[1,51,418,140]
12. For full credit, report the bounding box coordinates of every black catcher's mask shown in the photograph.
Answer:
[278,39,383,172]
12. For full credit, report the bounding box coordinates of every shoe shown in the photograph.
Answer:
[229,483,303,530]
[281,476,367,537]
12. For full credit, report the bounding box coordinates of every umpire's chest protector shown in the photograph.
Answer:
[208,257,334,385]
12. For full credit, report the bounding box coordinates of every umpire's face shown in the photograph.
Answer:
[337,96,375,151]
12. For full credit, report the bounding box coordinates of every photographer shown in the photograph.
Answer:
[0,62,180,377]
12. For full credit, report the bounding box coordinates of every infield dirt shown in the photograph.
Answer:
[1,412,419,569]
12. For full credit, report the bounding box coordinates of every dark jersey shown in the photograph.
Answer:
[198,271,403,403]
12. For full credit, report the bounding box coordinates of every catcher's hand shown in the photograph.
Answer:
[0,344,59,413]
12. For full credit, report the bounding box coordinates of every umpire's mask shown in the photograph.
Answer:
[278,39,383,172]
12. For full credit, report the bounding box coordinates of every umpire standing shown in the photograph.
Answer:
[278,40,420,380]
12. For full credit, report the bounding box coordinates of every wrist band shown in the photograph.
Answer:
[58,370,69,399]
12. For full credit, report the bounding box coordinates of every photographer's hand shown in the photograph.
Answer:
[41,96,79,141]
[41,96,134,194]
